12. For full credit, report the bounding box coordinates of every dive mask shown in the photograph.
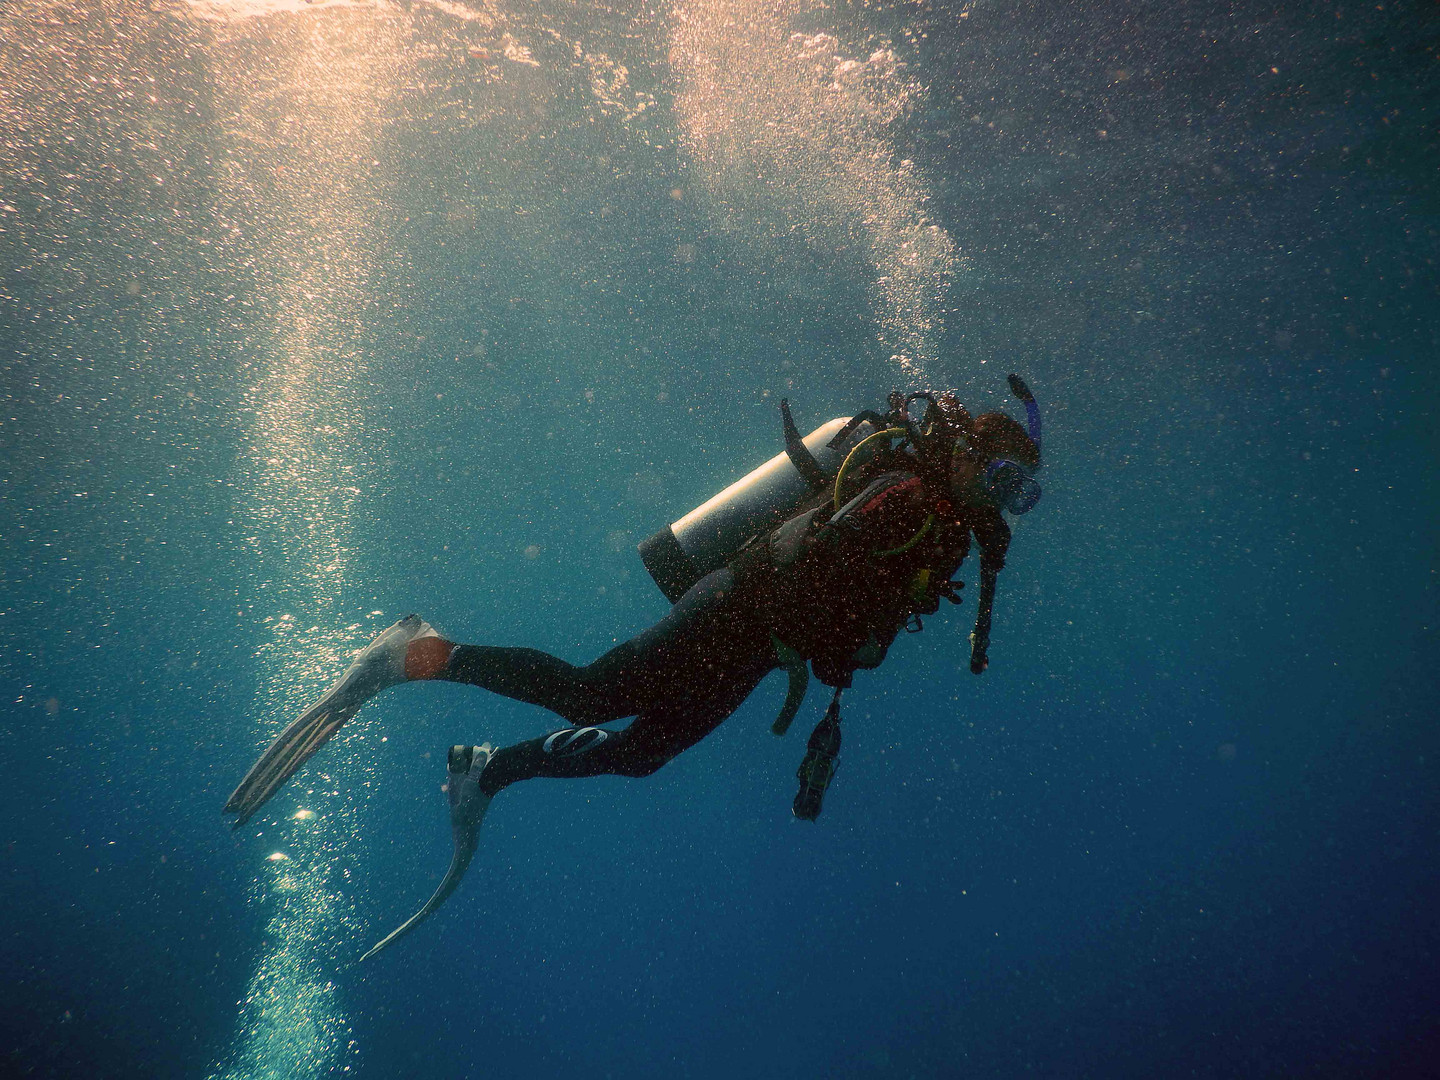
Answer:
[983,458,1042,515]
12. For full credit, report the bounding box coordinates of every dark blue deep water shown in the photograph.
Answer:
[2,0,1436,1077]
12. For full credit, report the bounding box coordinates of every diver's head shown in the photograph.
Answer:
[949,412,1042,514]
[972,412,1040,471]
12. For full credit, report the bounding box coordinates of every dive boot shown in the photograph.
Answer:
[224,614,442,826]
[361,743,494,962]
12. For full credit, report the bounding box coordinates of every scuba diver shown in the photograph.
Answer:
[224,376,1045,961]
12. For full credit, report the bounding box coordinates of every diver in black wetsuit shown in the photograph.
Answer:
[224,379,1045,959]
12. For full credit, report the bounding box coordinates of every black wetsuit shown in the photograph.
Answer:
[438,473,1010,798]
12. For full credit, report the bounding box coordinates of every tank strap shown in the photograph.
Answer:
[780,399,829,491]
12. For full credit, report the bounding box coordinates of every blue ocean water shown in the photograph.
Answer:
[1,0,1436,1077]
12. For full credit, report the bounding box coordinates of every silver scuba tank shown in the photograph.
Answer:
[638,414,877,602]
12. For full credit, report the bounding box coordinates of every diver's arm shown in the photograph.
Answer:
[969,565,998,674]
[968,512,1011,675]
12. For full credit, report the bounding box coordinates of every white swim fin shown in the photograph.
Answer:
[360,743,493,962]
[225,615,438,826]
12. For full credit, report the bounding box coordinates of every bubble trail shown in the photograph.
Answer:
[670,0,961,380]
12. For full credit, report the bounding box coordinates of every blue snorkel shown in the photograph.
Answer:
[979,374,1043,515]
[1007,373,1042,459]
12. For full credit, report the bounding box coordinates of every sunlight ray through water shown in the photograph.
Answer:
[194,7,406,1077]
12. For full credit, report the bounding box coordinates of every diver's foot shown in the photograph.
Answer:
[224,614,442,826]
[447,743,495,839]
[405,633,455,680]
[328,613,442,707]
[359,742,495,963]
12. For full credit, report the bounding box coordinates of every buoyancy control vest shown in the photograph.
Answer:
[739,471,978,684]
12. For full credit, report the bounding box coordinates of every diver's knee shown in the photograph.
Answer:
[541,726,612,758]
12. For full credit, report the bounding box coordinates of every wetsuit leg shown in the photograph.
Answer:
[437,567,761,723]
[441,645,631,725]
[433,568,776,791]
[475,649,774,797]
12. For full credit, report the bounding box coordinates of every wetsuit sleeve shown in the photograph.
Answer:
[968,510,1010,674]
[971,510,1011,573]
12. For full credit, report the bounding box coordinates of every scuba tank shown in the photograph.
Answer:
[639,379,1043,605]
[638,404,879,603]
